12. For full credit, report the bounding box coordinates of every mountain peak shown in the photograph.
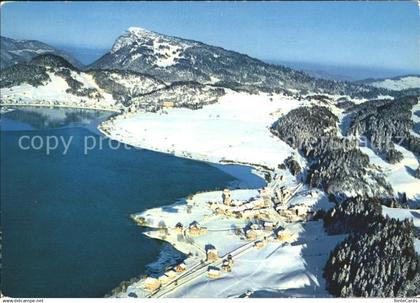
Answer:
[111,27,158,53]
[127,27,152,35]
[107,27,196,68]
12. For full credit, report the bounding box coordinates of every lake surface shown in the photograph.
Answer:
[0,107,264,298]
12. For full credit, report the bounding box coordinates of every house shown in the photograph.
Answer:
[231,200,243,207]
[188,221,207,236]
[164,269,177,279]
[222,189,232,206]
[263,221,275,231]
[227,254,234,266]
[158,274,170,285]
[231,205,247,213]
[222,260,232,272]
[259,187,270,199]
[224,209,233,217]
[250,223,260,230]
[290,204,309,217]
[275,228,293,242]
[254,240,265,249]
[245,229,258,240]
[174,222,184,234]
[163,101,174,109]
[206,248,219,262]
[233,211,242,219]
[207,267,221,278]
[214,207,224,216]
[276,206,294,218]
[242,209,255,219]
[275,187,292,203]
[175,262,186,273]
[144,277,161,292]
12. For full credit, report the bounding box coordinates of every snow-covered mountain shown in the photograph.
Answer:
[361,75,420,91]
[0,54,162,108]
[0,53,224,111]
[1,36,83,69]
[90,27,386,98]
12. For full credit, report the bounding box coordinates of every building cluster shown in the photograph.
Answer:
[276,202,314,222]
[271,184,314,221]
[143,261,187,292]
[173,221,208,237]
[206,253,234,279]
[209,188,273,220]
[141,181,316,293]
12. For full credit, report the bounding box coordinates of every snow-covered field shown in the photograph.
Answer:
[103,91,302,169]
[369,76,420,91]
[167,224,344,298]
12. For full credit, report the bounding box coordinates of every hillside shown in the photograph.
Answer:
[0,53,225,111]
[360,75,420,91]
[1,36,83,69]
[90,27,388,98]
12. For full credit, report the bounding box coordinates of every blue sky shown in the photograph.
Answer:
[1,1,419,74]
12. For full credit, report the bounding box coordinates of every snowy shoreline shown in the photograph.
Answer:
[4,91,419,297]
[99,127,275,297]
[0,101,120,113]
[94,91,346,298]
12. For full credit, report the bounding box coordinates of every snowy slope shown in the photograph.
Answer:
[101,91,304,169]
[367,76,420,91]
[1,36,82,69]
[359,143,420,201]
[91,28,386,98]
[166,229,344,298]
[111,27,194,68]
[382,206,420,228]
[116,186,343,298]
[1,71,118,110]
[0,53,168,110]
[382,206,420,254]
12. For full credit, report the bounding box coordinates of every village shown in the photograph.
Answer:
[116,164,333,298]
